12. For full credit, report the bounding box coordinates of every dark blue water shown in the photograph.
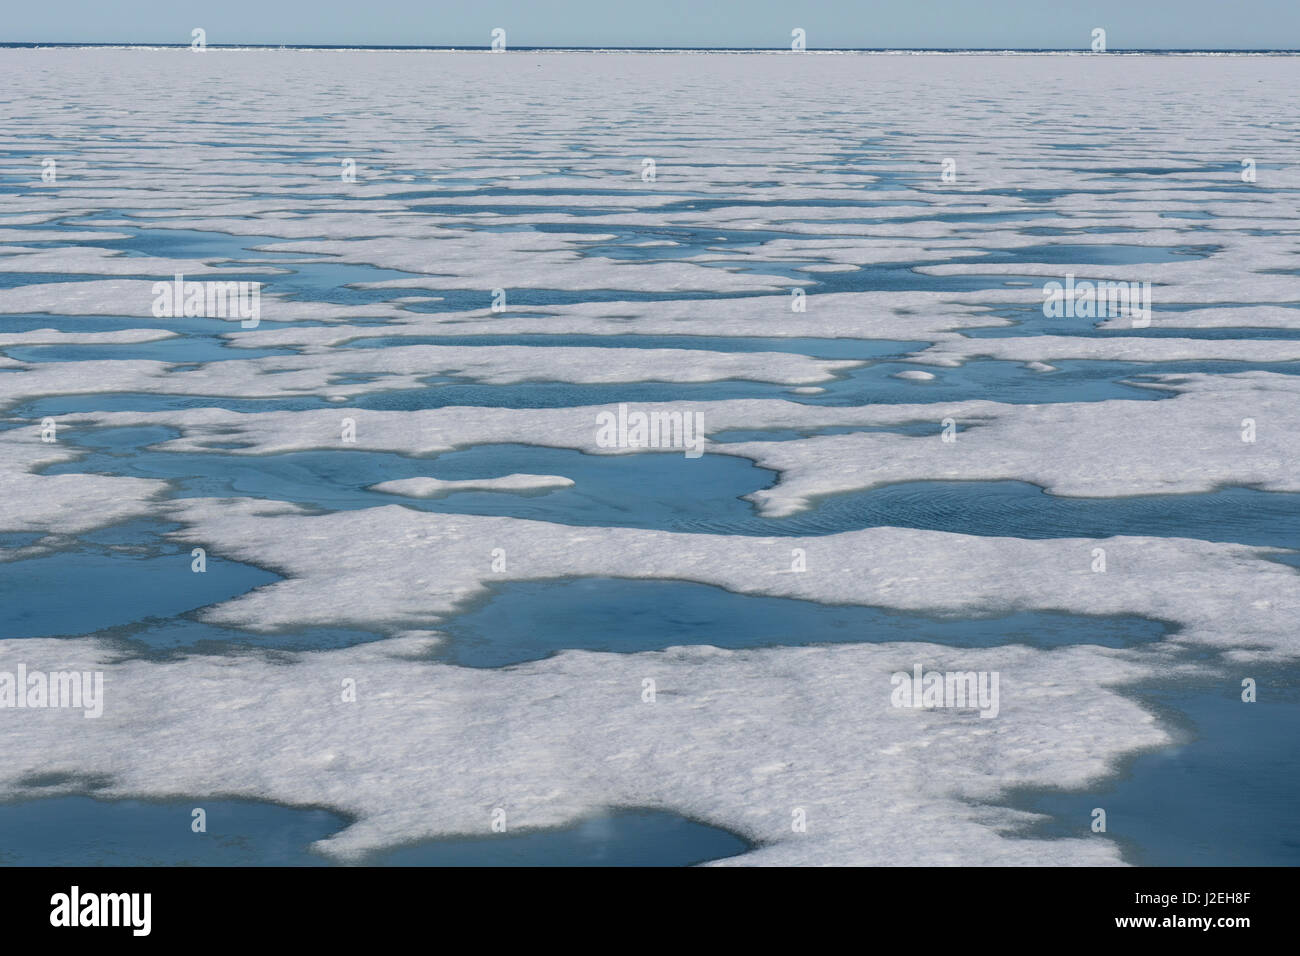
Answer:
[0,519,277,639]
[0,796,346,866]
[0,797,748,867]
[48,226,310,263]
[41,430,781,531]
[808,359,1300,406]
[967,243,1213,265]
[7,340,291,363]
[40,429,1300,550]
[373,809,750,866]
[23,356,1286,419]
[106,618,384,657]
[435,577,1172,667]
[1009,664,1300,865]
[963,301,1300,340]
[14,392,340,415]
[0,310,331,337]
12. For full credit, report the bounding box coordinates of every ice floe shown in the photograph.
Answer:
[370,474,575,498]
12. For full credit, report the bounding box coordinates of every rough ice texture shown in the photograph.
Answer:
[220,292,1013,348]
[735,372,1300,516]
[160,500,1300,660]
[912,334,1300,367]
[0,633,1165,865]
[0,246,283,277]
[0,425,169,556]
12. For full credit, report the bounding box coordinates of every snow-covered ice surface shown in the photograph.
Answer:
[2,49,1299,865]
[370,474,575,498]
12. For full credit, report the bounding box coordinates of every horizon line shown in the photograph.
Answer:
[4,43,1299,54]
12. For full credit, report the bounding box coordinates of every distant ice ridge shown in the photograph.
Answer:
[4,46,1294,55]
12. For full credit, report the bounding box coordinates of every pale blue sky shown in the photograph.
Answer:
[3,0,1298,50]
